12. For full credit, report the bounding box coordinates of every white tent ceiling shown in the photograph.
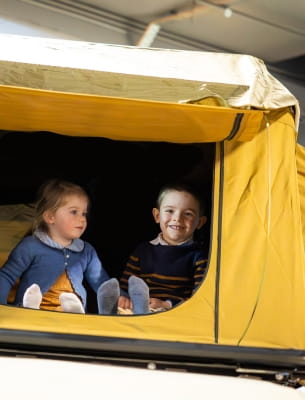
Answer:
[0,0,305,139]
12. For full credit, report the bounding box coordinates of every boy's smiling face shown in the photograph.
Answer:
[152,190,206,246]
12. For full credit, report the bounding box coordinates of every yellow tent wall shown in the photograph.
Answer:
[0,103,304,349]
[217,109,305,348]
[297,143,305,250]
[0,34,304,352]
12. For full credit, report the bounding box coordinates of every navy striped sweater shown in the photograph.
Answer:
[120,241,208,306]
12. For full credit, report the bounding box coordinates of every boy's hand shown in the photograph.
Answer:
[149,297,171,310]
[118,295,132,310]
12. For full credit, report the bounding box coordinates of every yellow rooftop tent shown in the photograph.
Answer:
[0,34,304,354]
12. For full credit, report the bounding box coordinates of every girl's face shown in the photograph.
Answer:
[43,195,88,247]
[152,190,206,245]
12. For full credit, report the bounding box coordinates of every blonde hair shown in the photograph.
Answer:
[32,179,89,233]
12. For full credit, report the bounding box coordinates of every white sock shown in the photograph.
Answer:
[59,293,85,314]
[23,283,43,309]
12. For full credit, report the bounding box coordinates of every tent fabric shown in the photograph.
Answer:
[218,110,305,348]
[0,85,264,143]
[296,143,305,250]
[0,35,304,351]
[0,34,298,110]
[0,106,304,349]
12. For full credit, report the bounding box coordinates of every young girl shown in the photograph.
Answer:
[0,178,113,314]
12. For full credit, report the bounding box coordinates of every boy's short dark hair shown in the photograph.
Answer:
[156,182,206,216]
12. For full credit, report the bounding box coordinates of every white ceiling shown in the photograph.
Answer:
[82,0,305,63]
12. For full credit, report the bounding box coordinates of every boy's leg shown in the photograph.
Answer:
[97,278,119,315]
[128,276,150,314]
[59,293,85,314]
[23,283,42,309]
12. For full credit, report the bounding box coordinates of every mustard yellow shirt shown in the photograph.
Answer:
[40,271,76,311]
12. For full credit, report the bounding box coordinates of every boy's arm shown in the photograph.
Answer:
[119,251,141,293]
[193,253,208,290]
[118,247,143,311]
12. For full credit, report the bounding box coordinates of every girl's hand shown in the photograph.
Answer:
[149,297,171,310]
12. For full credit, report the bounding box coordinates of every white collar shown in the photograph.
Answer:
[150,232,193,246]
[34,229,84,252]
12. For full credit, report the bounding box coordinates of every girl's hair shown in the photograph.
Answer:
[156,182,206,216]
[32,179,89,233]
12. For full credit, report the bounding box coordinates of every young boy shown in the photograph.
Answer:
[98,182,208,315]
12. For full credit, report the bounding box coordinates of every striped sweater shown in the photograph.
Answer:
[120,241,208,306]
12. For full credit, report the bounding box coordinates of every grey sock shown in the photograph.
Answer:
[97,278,119,315]
[128,276,150,314]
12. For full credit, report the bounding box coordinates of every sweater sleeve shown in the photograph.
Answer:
[193,250,208,290]
[83,243,110,292]
[0,238,33,304]
[119,247,142,294]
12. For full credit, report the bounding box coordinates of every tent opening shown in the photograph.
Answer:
[0,130,215,313]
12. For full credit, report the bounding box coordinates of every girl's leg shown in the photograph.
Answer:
[128,276,149,314]
[97,278,119,315]
[59,293,85,314]
[23,283,42,309]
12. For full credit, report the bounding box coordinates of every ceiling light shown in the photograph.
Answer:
[224,7,233,18]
